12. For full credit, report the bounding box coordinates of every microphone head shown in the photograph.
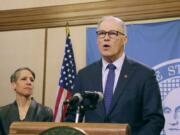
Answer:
[95,91,103,102]
[73,93,83,103]
[84,91,103,103]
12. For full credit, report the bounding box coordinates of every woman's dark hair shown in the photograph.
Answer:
[10,67,35,83]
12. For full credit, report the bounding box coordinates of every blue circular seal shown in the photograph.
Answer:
[153,59,180,135]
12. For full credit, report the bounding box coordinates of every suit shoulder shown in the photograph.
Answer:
[126,58,158,84]
[33,100,53,114]
[127,57,154,73]
[78,60,101,73]
[33,100,53,119]
[32,99,53,121]
[0,103,12,117]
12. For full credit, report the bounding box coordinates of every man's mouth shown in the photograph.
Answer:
[169,128,180,131]
[103,44,110,48]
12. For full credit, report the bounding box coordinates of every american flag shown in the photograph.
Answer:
[54,27,77,122]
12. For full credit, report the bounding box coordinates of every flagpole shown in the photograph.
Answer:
[42,28,48,105]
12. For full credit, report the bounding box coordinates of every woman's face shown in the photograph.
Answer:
[12,69,34,97]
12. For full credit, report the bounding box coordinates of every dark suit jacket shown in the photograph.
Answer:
[0,98,53,135]
[67,56,165,135]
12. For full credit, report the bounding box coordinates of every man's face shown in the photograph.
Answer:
[97,19,127,62]
[163,88,180,135]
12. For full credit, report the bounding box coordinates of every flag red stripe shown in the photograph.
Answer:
[53,87,64,121]
[60,90,72,121]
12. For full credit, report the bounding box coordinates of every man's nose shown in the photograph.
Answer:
[169,112,179,126]
[104,33,110,40]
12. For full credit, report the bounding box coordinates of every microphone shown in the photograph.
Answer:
[65,91,103,120]
[83,91,103,103]
[64,93,83,105]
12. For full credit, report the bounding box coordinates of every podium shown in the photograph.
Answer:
[9,122,131,135]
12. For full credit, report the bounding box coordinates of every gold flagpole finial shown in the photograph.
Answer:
[66,22,70,36]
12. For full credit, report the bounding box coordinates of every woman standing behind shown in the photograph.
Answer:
[0,67,53,135]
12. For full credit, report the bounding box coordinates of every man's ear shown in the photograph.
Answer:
[123,36,128,45]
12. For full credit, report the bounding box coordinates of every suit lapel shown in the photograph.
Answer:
[7,101,19,121]
[24,99,37,121]
[108,57,136,114]
[93,60,106,117]
[95,61,103,93]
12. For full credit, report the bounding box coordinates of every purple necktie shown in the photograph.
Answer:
[104,64,116,114]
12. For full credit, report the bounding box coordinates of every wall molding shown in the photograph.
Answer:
[0,0,180,31]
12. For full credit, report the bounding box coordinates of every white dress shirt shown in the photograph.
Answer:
[102,53,125,93]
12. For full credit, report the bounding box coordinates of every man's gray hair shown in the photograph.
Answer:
[97,16,127,36]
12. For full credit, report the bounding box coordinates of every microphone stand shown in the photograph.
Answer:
[65,101,84,123]
[75,105,80,123]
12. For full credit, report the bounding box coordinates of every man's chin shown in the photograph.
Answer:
[102,53,113,58]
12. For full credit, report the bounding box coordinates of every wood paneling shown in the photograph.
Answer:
[0,0,180,31]
[9,122,130,135]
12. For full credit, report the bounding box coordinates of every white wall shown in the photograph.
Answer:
[0,29,45,105]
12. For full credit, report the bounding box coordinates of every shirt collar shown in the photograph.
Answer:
[102,53,125,72]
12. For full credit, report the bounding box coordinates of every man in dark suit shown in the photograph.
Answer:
[66,16,165,135]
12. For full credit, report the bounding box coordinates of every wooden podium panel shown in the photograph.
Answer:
[9,122,131,135]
